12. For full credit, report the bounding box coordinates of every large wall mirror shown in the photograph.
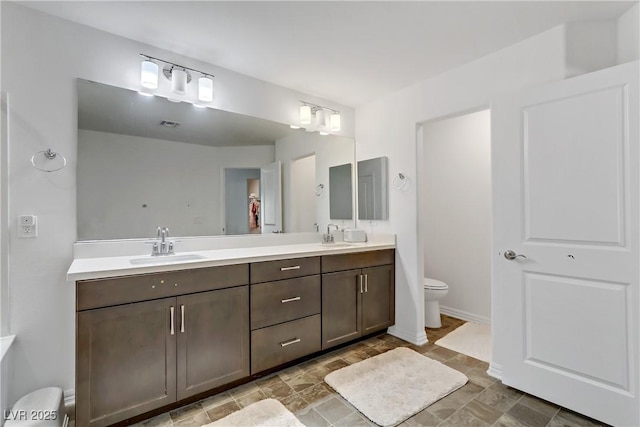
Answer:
[76,79,355,240]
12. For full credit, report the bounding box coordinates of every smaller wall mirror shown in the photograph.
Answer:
[358,156,388,220]
[329,163,353,220]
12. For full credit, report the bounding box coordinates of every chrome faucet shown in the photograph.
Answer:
[151,226,174,256]
[322,224,339,244]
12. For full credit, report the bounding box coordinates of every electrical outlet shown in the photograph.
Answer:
[18,215,37,238]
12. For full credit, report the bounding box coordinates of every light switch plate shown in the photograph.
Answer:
[18,215,37,238]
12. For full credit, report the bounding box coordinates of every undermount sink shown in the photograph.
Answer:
[129,253,206,265]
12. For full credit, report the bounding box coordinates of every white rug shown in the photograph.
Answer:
[324,347,468,427]
[203,399,304,427]
[435,322,492,363]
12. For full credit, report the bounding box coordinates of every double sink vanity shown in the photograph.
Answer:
[68,238,396,426]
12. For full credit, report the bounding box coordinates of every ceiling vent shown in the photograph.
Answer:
[160,120,180,128]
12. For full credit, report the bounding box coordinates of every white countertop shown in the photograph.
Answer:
[67,240,395,281]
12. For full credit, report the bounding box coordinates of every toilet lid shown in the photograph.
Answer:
[424,278,448,289]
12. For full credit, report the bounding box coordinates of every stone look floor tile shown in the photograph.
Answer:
[256,375,296,399]
[507,402,553,427]
[549,409,609,427]
[204,400,241,422]
[399,407,442,426]
[332,411,375,426]
[490,382,525,401]
[518,393,560,418]
[324,358,349,372]
[279,393,311,413]
[298,382,334,406]
[313,396,354,424]
[294,407,330,427]
[235,389,267,408]
[198,391,233,411]
[425,382,484,420]
[462,399,504,424]
[439,407,490,427]
[282,371,318,392]
[494,413,532,427]
[466,366,499,389]
[171,411,211,427]
[130,413,172,427]
[168,403,204,422]
[227,381,260,399]
[474,389,518,413]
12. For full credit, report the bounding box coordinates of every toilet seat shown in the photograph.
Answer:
[424,278,448,290]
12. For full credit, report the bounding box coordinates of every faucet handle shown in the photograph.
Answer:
[163,227,170,238]
[156,226,162,238]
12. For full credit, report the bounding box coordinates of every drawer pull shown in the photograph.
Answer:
[280,265,301,271]
[365,274,368,293]
[180,305,185,333]
[359,274,364,293]
[281,296,301,303]
[280,338,301,347]
[170,306,175,335]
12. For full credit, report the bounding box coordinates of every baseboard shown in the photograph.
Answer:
[64,389,75,408]
[387,326,428,346]
[487,363,503,381]
[440,306,490,325]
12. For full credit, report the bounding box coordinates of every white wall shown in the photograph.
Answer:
[355,25,569,347]
[423,109,491,323]
[275,132,355,234]
[0,2,353,405]
[78,130,274,239]
[618,4,640,64]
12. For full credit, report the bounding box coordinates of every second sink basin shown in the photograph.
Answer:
[129,253,206,265]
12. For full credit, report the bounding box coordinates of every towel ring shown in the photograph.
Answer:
[315,184,325,196]
[31,149,67,173]
[393,173,408,190]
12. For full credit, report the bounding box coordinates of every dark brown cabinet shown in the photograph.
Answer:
[321,250,395,350]
[76,265,249,427]
[76,298,177,427]
[177,287,249,400]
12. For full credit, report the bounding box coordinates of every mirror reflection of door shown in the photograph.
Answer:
[260,161,283,233]
[290,154,317,232]
[224,168,260,235]
[248,179,260,234]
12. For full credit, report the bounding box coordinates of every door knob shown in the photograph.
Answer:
[504,250,527,260]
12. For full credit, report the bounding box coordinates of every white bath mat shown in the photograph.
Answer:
[324,347,468,427]
[203,398,304,427]
[435,322,492,363]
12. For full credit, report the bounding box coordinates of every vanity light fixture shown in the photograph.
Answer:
[139,54,215,103]
[299,101,341,133]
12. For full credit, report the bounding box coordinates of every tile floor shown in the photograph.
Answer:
[73,316,610,427]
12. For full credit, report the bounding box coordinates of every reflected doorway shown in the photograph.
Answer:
[248,178,260,234]
[224,168,260,235]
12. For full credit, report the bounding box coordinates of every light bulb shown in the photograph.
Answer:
[140,59,158,89]
[300,105,312,125]
[330,113,341,132]
[198,77,213,102]
[171,68,188,95]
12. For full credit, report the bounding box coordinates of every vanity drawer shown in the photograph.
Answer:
[322,249,394,273]
[250,257,320,284]
[251,314,321,374]
[251,275,320,330]
[77,264,249,311]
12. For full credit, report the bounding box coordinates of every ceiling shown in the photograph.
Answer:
[78,79,299,147]
[22,1,637,107]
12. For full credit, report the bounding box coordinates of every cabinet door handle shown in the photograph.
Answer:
[359,274,363,293]
[170,306,175,335]
[280,338,301,347]
[365,274,369,293]
[180,305,185,333]
[280,266,301,271]
[281,296,301,303]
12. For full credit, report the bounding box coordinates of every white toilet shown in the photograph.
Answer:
[424,278,449,328]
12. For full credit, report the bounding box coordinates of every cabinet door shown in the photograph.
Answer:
[322,269,362,349]
[361,264,395,335]
[77,298,176,427]
[176,286,250,400]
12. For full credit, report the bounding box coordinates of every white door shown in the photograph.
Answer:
[493,62,638,426]
[260,161,282,234]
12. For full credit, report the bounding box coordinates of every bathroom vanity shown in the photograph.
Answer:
[69,242,395,427]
